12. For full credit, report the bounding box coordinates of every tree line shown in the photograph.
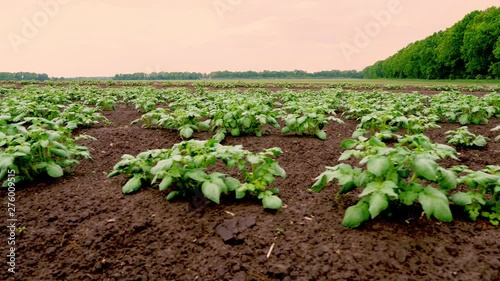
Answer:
[0,72,49,81]
[364,7,500,79]
[112,70,363,80]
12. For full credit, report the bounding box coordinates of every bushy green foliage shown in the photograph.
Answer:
[312,134,459,227]
[445,126,488,147]
[313,132,500,227]
[364,7,500,79]
[211,99,280,141]
[451,165,500,225]
[426,92,494,125]
[107,140,286,209]
[0,119,92,186]
[281,113,343,140]
[278,92,344,140]
[132,108,210,139]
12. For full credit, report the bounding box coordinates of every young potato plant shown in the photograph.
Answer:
[211,102,280,142]
[340,92,383,120]
[356,110,400,137]
[82,91,118,111]
[132,108,167,127]
[451,165,500,225]
[107,140,286,209]
[106,148,171,192]
[350,110,399,141]
[1,97,108,131]
[457,104,494,125]
[312,134,458,227]
[133,93,160,113]
[445,126,488,148]
[428,92,494,125]
[132,108,211,139]
[1,99,64,122]
[278,94,343,140]
[55,103,109,130]
[483,93,500,118]
[0,119,92,186]
[281,113,344,140]
[390,114,441,134]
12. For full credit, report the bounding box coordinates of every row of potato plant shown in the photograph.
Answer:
[313,133,500,226]
[108,139,286,209]
[2,85,499,224]
[0,89,103,185]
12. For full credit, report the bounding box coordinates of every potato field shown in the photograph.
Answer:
[1,81,499,281]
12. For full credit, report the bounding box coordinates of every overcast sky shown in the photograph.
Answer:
[1,0,498,77]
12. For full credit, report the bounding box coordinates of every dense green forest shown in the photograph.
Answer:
[364,7,500,79]
[0,72,49,81]
[112,70,363,80]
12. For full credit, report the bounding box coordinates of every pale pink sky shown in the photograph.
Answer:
[1,0,498,77]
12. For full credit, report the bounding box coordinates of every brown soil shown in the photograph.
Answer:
[1,105,499,281]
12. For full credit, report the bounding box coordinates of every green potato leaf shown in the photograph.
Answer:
[202,181,221,204]
[418,187,453,222]
[343,201,370,228]
[46,162,64,178]
[315,130,327,140]
[262,195,282,209]
[368,192,389,219]
[122,176,143,194]
[367,156,390,177]
[411,156,438,181]
[166,191,179,201]
[450,192,473,206]
[159,175,173,191]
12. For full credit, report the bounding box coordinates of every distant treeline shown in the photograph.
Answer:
[112,70,364,80]
[364,7,500,79]
[51,77,113,81]
[0,72,49,81]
